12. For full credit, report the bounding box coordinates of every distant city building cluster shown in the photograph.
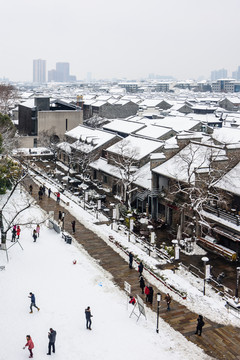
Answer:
[33,59,77,83]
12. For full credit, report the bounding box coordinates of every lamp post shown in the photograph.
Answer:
[235,267,240,299]
[127,213,132,242]
[201,256,209,296]
[156,293,161,333]
[171,239,179,260]
[147,225,153,256]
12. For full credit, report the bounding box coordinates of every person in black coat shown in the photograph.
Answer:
[47,328,57,355]
[195,315,205,336]
[138,261,144,276]
[148,286,154,304]
[85,306,93,330]
[139,276,145,294]
[71,220,76,234]
[129,252,133,269]
[58,211,62,221]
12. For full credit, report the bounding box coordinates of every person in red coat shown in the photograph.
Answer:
[129,295,136,305]
[17,226,21,239]
[23,335,34,358]
[144,285,150,302]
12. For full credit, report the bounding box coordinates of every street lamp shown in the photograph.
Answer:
[127,213,132,242]
[156,293,161,333]
[171,239,179,260]
[235,267,240,299]
[147,225,153,256]
[201,256,209,296]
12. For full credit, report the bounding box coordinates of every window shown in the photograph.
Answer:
[33,138,37,148]
[103,175,108,184]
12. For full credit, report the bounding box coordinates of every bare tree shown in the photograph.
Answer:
[38,128,60,164]
[110,140,140,209]
[0,84,18,115]
[165,141,236,238]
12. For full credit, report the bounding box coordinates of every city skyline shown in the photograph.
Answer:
[1,0,239,82]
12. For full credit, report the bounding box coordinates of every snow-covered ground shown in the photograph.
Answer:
[0,188,211,360]
[29,169,240,328]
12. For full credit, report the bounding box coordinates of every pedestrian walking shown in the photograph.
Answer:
[23,335,34,358]
[48,188,51,198]
[139,276,145,294]
[129,295,136,305]
[148,286,154,304]
[28,292,40,313]
[29,184,33,195]
[129,252,133,269]
[85,306,93,330]
[38,188,43,201]
[58,211,62,221]
[195,315,205,336]
[165,293,171,311]
[11,225,17,242]
[61,211,65,228]
[32,229,37,242]
[42,184,46,195]
[138,261,144,276]
[56,192,60,203]
[36,224,40,237]
[144,285,150,302]
[16,225,21,239]
[71,220,76,234]
[47,328,57,355]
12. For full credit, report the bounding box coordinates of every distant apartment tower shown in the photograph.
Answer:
[48,62,76,82]
[33,59,46,83]
[232,66,240,80]
[56,62,69,82]
[211,68,227,81]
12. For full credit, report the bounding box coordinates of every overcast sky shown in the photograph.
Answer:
[1,0,239,82]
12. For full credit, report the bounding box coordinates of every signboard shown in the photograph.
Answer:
[130,219,134,231]
[205,264,211,279]
[136,295,146,318]
[97,200,101,210]
[175,245,180,260]
[151,232,155,244]
[112,208,116,220]
[84,192,88,202]
[124,281,131,295]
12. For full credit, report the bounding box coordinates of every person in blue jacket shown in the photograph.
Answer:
[29,292,40,313]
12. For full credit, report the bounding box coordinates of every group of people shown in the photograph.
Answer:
[23,328,57,358]
[11,225,21,242]
[25,292,92,357]
[29,184,52,199]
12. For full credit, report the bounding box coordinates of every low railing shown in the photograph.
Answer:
[204,204,240,226]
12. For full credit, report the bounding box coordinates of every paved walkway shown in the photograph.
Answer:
[24,178,240,360]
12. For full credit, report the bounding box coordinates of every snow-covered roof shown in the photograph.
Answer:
[107,135,164,161]
[153,142,227,184]
[156,116,201,132]
[103,119,145,134]
[57,142,72,154]
[90,158,151,190]
[65,125,118,153]
[19,99,35,108]
[135,124,174,139]
[212,127,240,144]
[215,161,240,195]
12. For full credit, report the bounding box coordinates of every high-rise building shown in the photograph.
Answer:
[211,68,227,81]
[33,59,46,83]
[48,62,76,82]
[56,62,70,82]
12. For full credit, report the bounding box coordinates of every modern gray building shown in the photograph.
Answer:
[33,59,46,83]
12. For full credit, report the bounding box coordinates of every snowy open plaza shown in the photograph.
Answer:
[0,187,213,360]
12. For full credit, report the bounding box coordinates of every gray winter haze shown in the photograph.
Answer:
[1,0,239,81]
